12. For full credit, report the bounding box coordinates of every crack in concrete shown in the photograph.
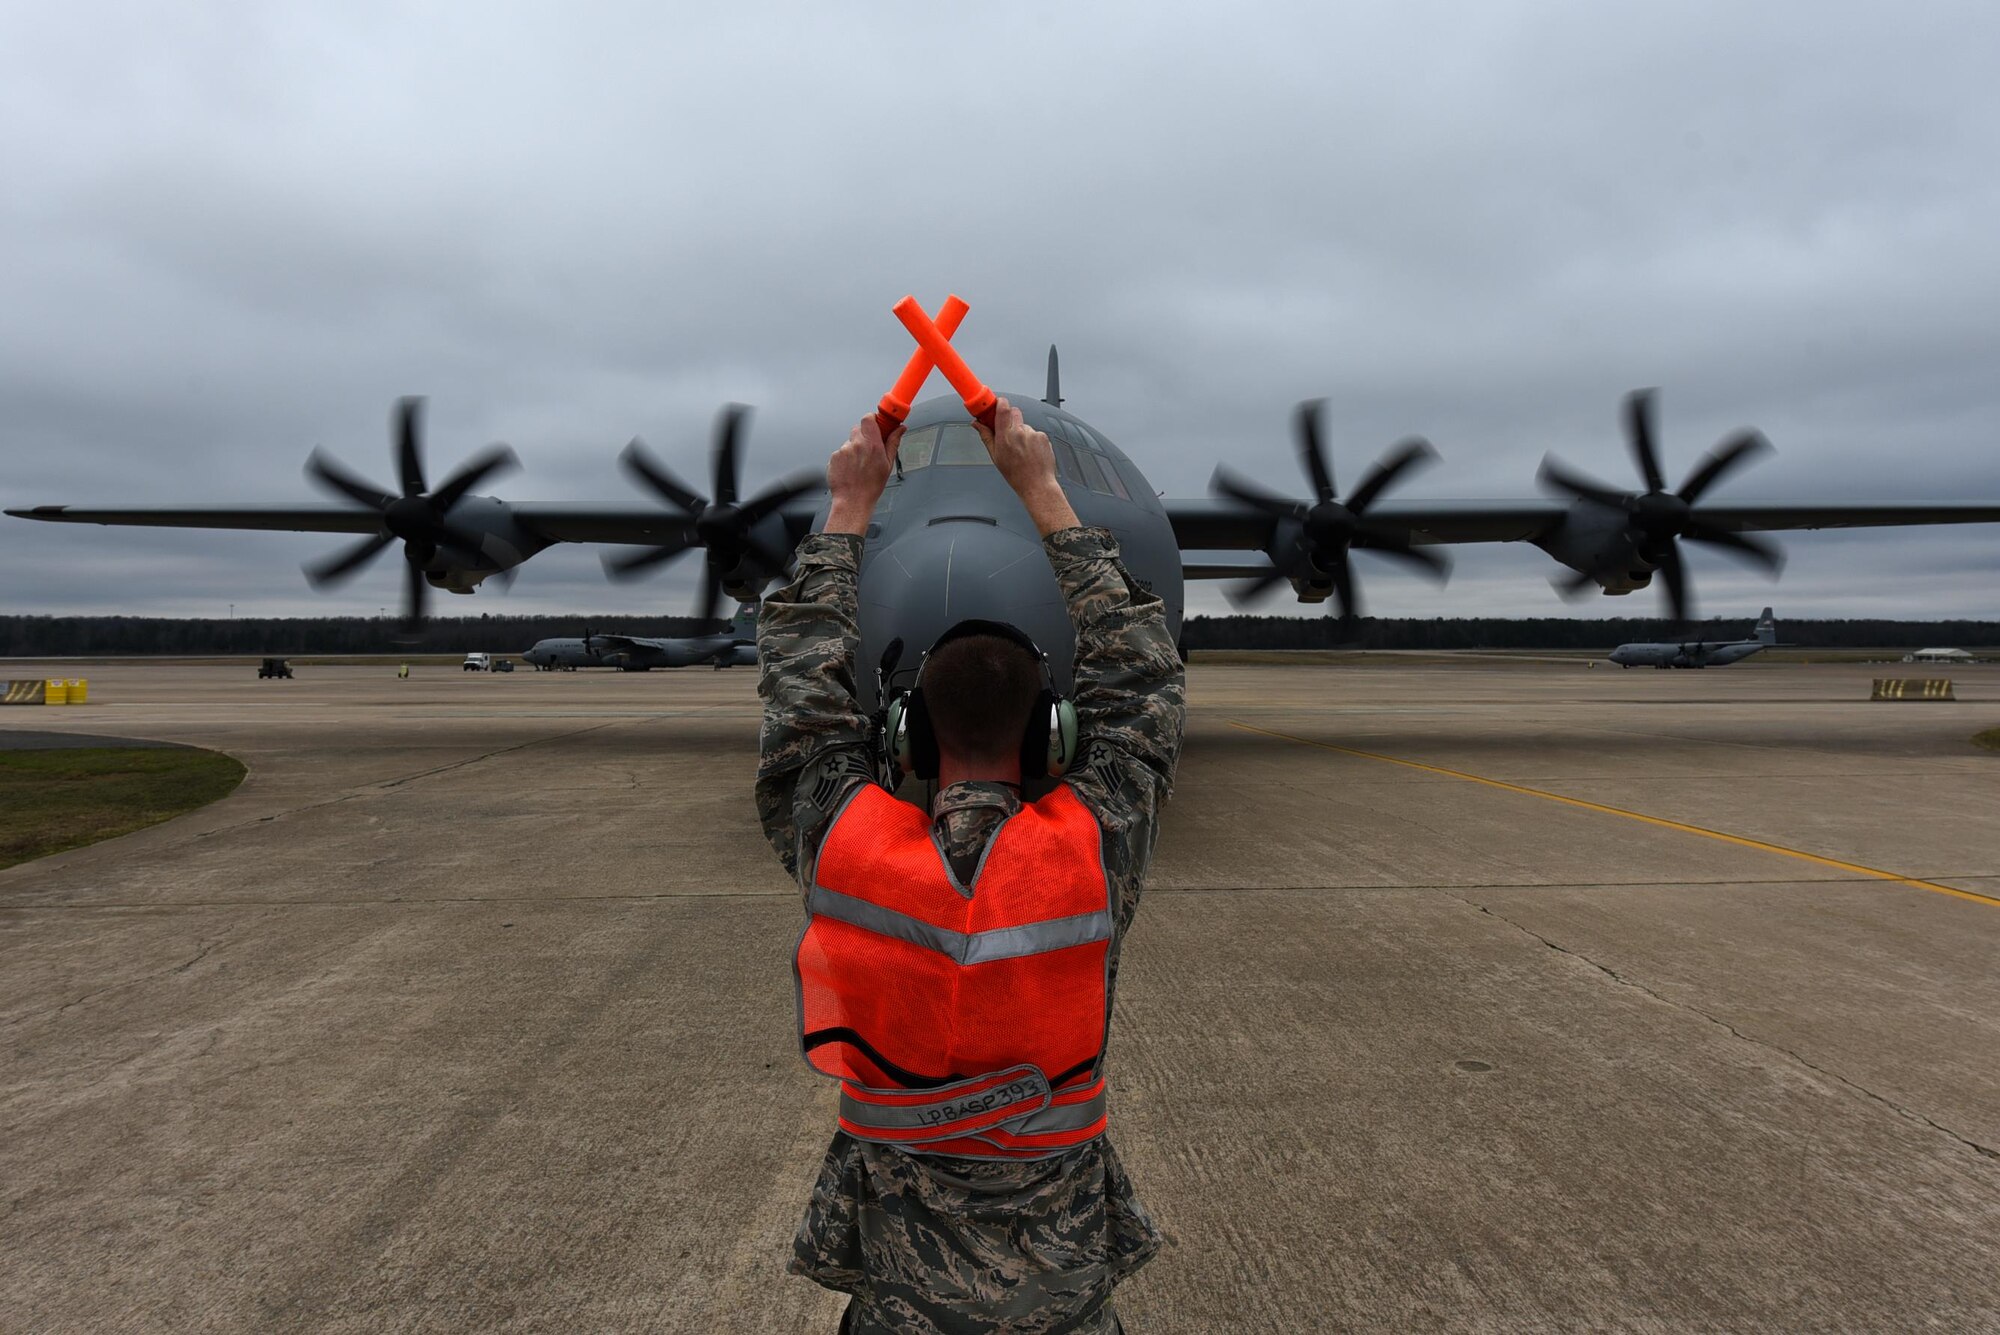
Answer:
[7,922,242,1028]
[1454,892,2000,1165]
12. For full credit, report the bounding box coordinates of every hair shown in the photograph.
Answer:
[921,633,1043,767]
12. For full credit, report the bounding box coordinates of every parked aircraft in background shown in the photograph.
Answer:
[523,605,758,671]
[522,632,613,671]
[1609,607,1778,668]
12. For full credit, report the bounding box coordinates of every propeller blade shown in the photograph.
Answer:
[431,443,521,512]
[1358,537,1452,583]
[1347,437,1438,515]
[1537,455,1632,510]
[1624,389,1665,494]
[1549,567,1599,601]
[1224,564,1292,610]
[620,440,707,516]
[401,548,430,630]
[736,468,824,526]
[396,397,427,497]
[601,540,698,580]
[1683,522,1786,574]
[1211,466,1305,519]
[305,449,395,511]
[711,404,748,507]
[695,562,724,624]
[1328,550,1358,622]
[1676,429,1773,506]
[303,531,394,588]
[1294,399,1336,505]
[1655,541,1690,624]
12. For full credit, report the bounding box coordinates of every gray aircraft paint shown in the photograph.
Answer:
[853,392,1182,708]
[1608,608,1778,669]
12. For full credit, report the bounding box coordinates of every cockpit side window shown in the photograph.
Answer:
[899,425,940,471]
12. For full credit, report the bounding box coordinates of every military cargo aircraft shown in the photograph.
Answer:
[524,605,758,672]
[1608,607,1779,669]
[522,631,611,671]
[12,314,2000,705]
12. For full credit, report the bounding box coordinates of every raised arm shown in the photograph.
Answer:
[754,416,900,885]
[980,399,1188,929]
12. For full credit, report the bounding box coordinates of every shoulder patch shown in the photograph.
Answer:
[806,748,876,814]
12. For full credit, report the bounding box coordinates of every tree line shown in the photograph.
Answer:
[0,614,720,657]
[4,612,1997,657]
[1179,614,2000,651]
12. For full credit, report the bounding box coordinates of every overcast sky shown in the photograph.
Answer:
[3,1,1997,624]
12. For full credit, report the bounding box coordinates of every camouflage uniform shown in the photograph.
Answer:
[757,526,1187,1335]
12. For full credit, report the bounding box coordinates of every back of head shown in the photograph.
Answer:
[922,632,1043,767]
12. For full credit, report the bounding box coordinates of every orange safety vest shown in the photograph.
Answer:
[795,783,1113,1158]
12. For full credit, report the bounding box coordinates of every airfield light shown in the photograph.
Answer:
[892,295,997,428]
[875,294,968,440]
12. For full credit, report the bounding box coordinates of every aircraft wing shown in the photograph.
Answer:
[1661,503,2000,532]
[509,506,696,546]
[6,500,828,550]
[4,504,386,534]
[1164,497,2000,549]
[1165,498,1566,549]
[584,632,656,653]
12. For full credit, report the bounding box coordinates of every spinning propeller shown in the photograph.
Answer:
[1210,400,1450,622]
[302,397,518,632]
[1538,389,1783,623]
[603,404,822,622]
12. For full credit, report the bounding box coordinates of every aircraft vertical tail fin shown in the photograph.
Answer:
[1755,607,1776,645]
[732,602,758,639]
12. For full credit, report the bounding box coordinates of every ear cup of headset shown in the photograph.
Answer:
[888,689,940,780]
[1023,688,1080,779]
[884,692,912,776]
[1048,696,1079,777]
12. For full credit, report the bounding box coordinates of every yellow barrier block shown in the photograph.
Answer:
[44,679,69,706]
[67,678,88,704]
[1871,678,1954,701]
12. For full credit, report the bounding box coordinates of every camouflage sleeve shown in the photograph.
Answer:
[1046,526,1187,932]
[755,532,880,888]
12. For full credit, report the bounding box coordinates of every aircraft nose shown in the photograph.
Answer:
[857,519,1074,704]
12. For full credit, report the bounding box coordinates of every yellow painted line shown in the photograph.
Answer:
[1229,720,2000,909]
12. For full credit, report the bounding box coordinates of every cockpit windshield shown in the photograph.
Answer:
[897,424,989,470]
[896,416,1138,501]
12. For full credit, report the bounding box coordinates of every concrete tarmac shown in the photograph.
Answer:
[2,659,1996,1332]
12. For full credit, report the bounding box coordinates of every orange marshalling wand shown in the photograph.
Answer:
[892,294,998,428]
[874,294,969,440]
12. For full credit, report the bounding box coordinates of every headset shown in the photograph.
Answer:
[884,619,1079,781]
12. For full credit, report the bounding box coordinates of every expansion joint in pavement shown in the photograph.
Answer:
[1455,893,1999,1165]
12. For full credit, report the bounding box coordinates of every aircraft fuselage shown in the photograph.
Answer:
[848,392,1184,709]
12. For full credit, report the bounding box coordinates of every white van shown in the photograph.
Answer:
[462,652,491,672]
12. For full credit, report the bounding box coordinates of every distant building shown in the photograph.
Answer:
[1904,647,1977,663]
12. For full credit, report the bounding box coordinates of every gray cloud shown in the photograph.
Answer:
[3,2,1997,623]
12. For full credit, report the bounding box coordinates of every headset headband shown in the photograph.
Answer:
[888,619,1077,781]
[918,619,1050,682]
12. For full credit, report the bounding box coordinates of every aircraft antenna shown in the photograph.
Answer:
[1043,345,1063,407]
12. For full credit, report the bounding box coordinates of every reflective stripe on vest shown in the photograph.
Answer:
[796,783,1113,1158]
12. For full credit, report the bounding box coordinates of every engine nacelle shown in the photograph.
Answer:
[1533,500,1655,595]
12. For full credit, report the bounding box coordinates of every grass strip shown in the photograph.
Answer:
[0,747,246,870]
[1974,728,2000,753]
